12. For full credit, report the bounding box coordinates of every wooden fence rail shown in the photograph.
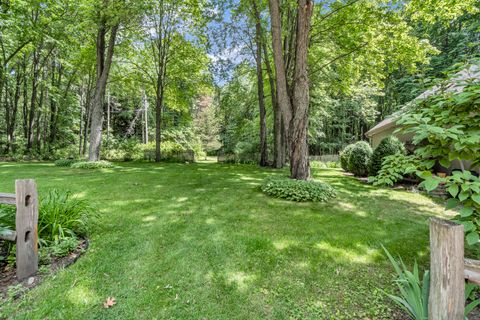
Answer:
[429,218,480,320]
[0,180,38,280]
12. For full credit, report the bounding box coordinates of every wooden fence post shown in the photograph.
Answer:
[429,218,464,320]
[15,179,38,280]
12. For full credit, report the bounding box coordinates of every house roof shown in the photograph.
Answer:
[366,64,480,138]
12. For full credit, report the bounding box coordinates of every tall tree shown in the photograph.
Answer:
[268,0,313,179]
[252,0,268,166]
[88,1,120,161]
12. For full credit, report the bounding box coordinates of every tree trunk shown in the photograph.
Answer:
[253,0,268,167]
[268,0,292,168]
[27,49,41,152]
[155,82,164,162]
[289,0,313,180]
[88,21,119,161]
[263,43,283,169]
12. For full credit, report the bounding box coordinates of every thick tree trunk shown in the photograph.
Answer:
[290,0,313,180]
[253,0,268,167]
[269,0,292,168]
[88,22,118,161]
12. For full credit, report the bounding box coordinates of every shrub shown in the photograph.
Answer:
[261,176,336,202]
[71,160,114,169]
[311,161,327,169]
[369,154,420,187]
[368,136,406,176]
[54,159,79,167]
[340,144,355,171]
[326,161,339,168]
[347,141,372,177]
[39,189,96,242]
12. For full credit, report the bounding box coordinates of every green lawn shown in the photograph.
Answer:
[0,162,448,319]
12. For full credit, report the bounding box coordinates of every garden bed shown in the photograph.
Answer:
[0,239,88,300]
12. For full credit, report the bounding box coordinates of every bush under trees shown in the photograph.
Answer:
[71,161,114,169]
[347,141,373,177]
[261,176,336,202]
[368,136,406,176]
[340,144,355,171]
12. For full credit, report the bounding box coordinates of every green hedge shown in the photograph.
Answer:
[261,176,336,202]
[347,141,372,177]
[340,144,355,171]
[368,136,406,176]
[54,159,79,167]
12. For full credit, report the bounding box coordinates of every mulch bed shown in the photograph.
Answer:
[0,239,88,300]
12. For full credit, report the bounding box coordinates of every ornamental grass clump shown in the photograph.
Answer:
[261,176,336,202]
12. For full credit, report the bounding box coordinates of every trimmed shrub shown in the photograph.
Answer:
[368,136,406,176]
[340,144,355,171]
[261,176,336,202]
[54,159,79,167]
[347,141,373,177]
[71,160,114,169]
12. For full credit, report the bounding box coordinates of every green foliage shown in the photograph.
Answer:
[370,154,420,187]
[71,161,114,169]
[398,77,480,169]
[46,237,80,258]
[340,144,355,171]
[420,171,480,246]
[397,65,480,246]
[261,176,336,202]
[54,159,79,167]
[38,189,96,242]
[369,136,406,176]
[311,161,327,169]
[383,246,429,320]
[347,141,373,177]
[0,204,15,237]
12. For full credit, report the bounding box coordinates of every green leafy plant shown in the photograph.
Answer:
[71,160,114,169]
[347,141,373,177]
[54,159,79,167]
[368,136,406,176]
[38,189,96,242]
[261,176,336,202]
[383,246,429,320]
[340,144,355,171]
[465,282,480,318]
[369,154,421,186]
[47,237,80,257]
[311,161,327,169]
[420,170,480,245]
[326,161,339,168]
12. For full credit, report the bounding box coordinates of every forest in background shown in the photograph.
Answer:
[0,0,478,173]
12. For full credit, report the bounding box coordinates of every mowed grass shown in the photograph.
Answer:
[0,162,449,319]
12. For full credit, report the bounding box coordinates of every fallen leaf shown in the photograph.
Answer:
[103,297,116,309]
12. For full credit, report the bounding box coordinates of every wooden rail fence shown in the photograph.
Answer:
[0,180,38,280]
[429,218,480,319]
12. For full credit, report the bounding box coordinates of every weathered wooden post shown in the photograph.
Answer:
[15,179,39,280]
[429,218,464,320]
